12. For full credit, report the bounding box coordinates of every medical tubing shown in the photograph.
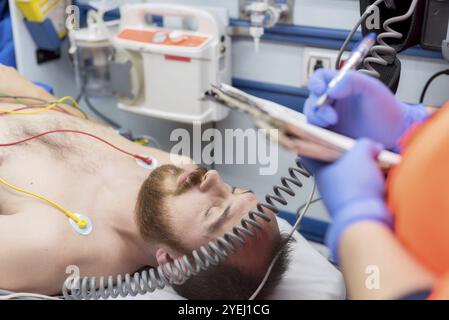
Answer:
[0,177,86,228]
[77,72,121,129]
[360,0,419,78]
[0,96,85,116]
[62,158,312,299]
[335,0,385,70]
[0,129,151,228]
[84,95,121,129]
[420,69,449,104]
[1,105,73,117]
[249,181,316,300]
[0,93,89,119]
[0,129,152,165]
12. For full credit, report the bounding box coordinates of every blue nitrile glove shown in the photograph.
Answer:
[303,69,429,150]
[302,139,394,262]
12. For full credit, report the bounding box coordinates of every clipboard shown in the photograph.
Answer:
[204,83,402,168]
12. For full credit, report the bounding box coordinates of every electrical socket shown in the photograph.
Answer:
[307,56,332,77]
[302,48,339,87]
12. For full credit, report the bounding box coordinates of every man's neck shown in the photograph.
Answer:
[111,207,159,267]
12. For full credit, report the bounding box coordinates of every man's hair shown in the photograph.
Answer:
[135,164,210,253]
[135,165,187,253]
[172,233,293,300]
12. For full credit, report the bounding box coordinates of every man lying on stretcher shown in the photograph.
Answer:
[0,65,292,299]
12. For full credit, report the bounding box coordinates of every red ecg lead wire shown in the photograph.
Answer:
[0,129,152,165]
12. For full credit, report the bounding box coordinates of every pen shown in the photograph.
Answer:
[315,33,377,108]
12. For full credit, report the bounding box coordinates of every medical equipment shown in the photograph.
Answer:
[0,176,89,231]
[338,0,422,92]
[69,213,93,235]
[420,69,449,104]
[83,96,121,129]
[15,0,67,24]
[351,0,449,91]
[316,33,376,108]
[360,0,419,86]
[240,0,292,52]
[69,0,142,109]
[421,0,449,52]
[0,128,153,164]
[69,3,141,128]
[0,95,80,115]
[359,0,425,53]
[360,0,449,53]
[69,10,117,98]
[112,3,231,124]
[442,3,449,62]
[205,83,402,169]
[0,93,87,118]
[16,0,69,58]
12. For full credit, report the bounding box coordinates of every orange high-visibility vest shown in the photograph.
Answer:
[388,102,449,299]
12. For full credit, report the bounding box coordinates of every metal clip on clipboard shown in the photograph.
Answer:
[205,83,402,169]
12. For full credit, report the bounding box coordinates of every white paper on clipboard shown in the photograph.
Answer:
[218,84,402,168]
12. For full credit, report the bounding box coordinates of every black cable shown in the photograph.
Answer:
[420,69,449,104]
[78,74,121,129]
[335,0,385,70]
[84,96,121,129]
[75,91,83,104]
[77,92,121,129]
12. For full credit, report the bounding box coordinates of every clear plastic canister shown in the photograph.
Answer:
[72,39,115,97]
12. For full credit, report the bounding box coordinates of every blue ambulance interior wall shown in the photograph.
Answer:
[10,0,449,222]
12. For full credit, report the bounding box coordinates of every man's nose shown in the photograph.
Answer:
[199,170,228,194]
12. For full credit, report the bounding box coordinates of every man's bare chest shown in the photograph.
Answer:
[0,113,93,154]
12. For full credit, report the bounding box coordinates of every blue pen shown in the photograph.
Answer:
[315,33,377,109]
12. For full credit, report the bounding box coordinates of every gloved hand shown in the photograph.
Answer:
[303,69,429,150]
[304,139,394,261]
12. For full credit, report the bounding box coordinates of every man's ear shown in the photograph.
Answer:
[155,247,177,266]
[156,247,178,266]
[155,247,188,284]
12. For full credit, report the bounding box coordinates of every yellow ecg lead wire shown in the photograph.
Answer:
[0,96,84,116]
[0,177,87,229]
